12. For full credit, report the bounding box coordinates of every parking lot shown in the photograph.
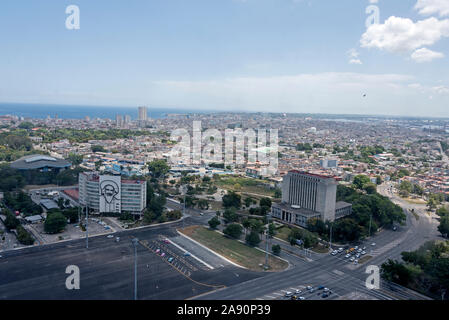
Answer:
[27,217,114,244]
[139,235,213,279]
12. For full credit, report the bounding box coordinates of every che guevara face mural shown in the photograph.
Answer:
[100,180,120,204]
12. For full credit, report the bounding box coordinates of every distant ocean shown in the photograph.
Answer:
[0,103,213,120]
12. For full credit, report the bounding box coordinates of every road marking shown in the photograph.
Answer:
[273,292,283,296]
[333,269,345,276]
[264,295,276,299]
[255,298,264,300]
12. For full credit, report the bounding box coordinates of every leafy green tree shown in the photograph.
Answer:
[436,207,449,217]
[353,175,370,190]
[272,244,281,255]
[223,207,239,223]
[62,207,79,223]
[197,199,209,210]
[438,215,449,237]
[91,145,106,153]
[44,212,67,234]
[242,218,251,235]
[268,223,276,237]
[148,159,170,179]
[249,219,265,234]
[222,192,241,209]
[260,197,272,208]
[67,153,83,166]
[364,183,377,194]
[167,210,182,221]
[16,225,34,245]
[4,210,20,230]
[244,197,253,208]
[208,216,221,229]
[223,223,243,239]
[245,230,261,247]
[274,188,282,199]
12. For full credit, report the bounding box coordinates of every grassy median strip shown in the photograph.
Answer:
[179,225,288,272]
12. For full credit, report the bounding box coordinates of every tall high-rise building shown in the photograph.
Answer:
[271,170,352,227]
[138,106,148,121]
[116,114,123,127]
[124,115,131,124]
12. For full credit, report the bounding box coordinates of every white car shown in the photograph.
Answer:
[371,243,376,246]
[306,286,312,290]
[323,288,330,292]
[107,235,114,239]
[356,254,361,258]
[338,248,344,253]
[354,259,359,264]
[361,251,366,255]
[284,291,293,297]
[331,251,338,256]
[345,254,351,258]
[295,289,302,294]
[298,297,306,300]
[350,257,355,262]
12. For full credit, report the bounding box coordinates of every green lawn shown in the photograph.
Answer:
[275,225,328,253]
[180,225,288,272]
[214,176,275,197]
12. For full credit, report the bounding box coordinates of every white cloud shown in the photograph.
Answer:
[347,49,362,65]
[415,0,449,17]
[411,47,445,62]
[360,16,449,53]
[432,85,449,94]
[349,59,363,65]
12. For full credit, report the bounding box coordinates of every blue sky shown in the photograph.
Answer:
[0,0,449,117]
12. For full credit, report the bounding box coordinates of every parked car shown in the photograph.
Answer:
[284,291,293,297]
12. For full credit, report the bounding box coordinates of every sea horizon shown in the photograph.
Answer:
[0,102,217,120]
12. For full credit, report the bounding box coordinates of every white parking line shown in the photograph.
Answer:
[265,295,276,299]
[168,238,214,269]
[273,292,283,296]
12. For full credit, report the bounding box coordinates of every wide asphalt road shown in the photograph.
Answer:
[0,219,263,300]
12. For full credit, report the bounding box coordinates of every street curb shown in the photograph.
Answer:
[176,229,247,269]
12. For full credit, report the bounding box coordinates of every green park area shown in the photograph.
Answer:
[180,225,288,272]
[214,175,278,198]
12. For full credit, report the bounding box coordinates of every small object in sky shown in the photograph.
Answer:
[363,93,367,97]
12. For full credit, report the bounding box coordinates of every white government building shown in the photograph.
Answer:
[79,172,147,216]
[272,170,352,227]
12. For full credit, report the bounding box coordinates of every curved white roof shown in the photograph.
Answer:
[25,155,57,163]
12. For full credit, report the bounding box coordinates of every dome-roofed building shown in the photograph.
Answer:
[10,154,71,172]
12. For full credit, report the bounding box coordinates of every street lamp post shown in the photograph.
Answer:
[265,213,271,269]
[85,205,89,249]
[368,213,373,238]
[329,223,333,250]
[132,238,139,300]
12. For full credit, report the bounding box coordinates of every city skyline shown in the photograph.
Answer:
[1,0,449,117]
